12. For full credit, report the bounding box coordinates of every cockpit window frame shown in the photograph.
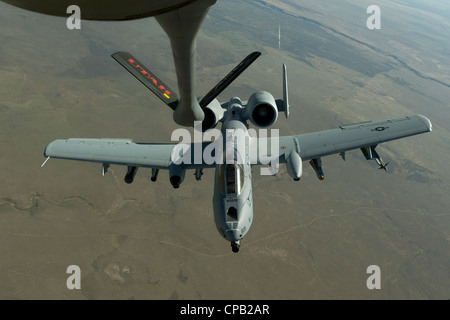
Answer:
[218,163,244,195]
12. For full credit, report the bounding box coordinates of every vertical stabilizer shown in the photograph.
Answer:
[275,64,289,118]
[282,64,289,118]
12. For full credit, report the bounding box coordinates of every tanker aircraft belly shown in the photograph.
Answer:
[43,53,432,252]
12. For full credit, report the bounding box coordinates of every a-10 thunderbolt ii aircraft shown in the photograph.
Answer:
[43,51,432,252]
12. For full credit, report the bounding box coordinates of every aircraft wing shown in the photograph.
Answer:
[252,114,432,176]
[43,114,432,181]
[44,138,174,169]
[43,138,216,169]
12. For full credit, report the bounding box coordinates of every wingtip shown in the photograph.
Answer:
[417,114,432,132]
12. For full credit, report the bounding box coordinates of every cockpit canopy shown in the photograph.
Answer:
[218,163,244,195]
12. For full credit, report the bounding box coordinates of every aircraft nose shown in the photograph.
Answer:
[225,229,241,241]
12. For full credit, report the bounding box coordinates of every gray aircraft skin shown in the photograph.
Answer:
[43,52,432,252]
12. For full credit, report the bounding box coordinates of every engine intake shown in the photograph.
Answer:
[245,91,278,128]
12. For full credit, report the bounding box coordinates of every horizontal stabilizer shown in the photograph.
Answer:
[199,51,261,108]
[112,51,179,110]
[282,63,289,118]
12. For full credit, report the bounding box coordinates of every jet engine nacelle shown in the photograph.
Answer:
[286,151,302,181]
[200,99,225,131]
[245,91,278,128]
[169,164,186,189]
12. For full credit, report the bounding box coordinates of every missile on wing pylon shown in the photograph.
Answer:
[309,158,325,180]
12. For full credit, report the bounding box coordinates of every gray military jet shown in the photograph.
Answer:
[43,51,432,252]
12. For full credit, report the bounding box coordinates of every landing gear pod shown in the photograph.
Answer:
[169,164,186,189]
[286,151,302,181]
